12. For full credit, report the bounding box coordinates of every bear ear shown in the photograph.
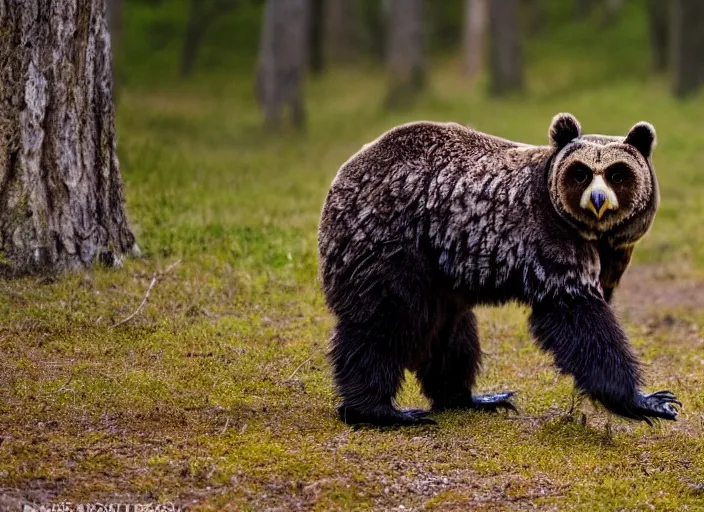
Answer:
[624,121,656,159]
[549,113,582,149]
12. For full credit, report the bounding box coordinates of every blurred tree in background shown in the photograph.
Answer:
[324,0,365,65]
[256,0,309,129]
[463,0,488,80]
[107,0,123,45]
[386,0,426,108]
[488,0,524,95]
[672,0,704,98]
[646,0,670,73]
[308,0,325,74]
[113,0,704,127]
[181,0,239,77]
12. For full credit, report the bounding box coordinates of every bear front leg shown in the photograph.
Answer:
[529,294,680,423]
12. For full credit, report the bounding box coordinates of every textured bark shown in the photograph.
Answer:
[0,0,137,276]
[672,0,704,97]
[463,0,488,78]
[256,0,309,129]
[647,0,670,72]
[488,0,523,96]
[386,0,425,108]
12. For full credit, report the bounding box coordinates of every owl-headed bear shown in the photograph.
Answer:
[318,114,680,427]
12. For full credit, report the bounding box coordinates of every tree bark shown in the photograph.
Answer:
[463,0,488,79]
[488,0,523,96]
[647,0,670,72]
[256,0,309,129]
[386,0,425,108]
[0,0,137,277]
[672,0,704,97]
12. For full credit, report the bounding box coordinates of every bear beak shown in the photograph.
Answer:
[591,190,607,214]
[580,175,618,219]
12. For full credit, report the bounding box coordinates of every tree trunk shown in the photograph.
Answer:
[488,0,523,96]
[256,0,309,129]
[309,0,325,74]
[647,0,670,72]
[463,0,488,79]
[180,0,238,77]
[360,0,386,61]
[386,0,425,108]
[324,0,362,63]
[0,0,137,277]
[180,0,209,77]
[672,0,704,97]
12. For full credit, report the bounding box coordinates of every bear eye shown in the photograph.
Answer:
[570,165,590,184]
[606,164,630,185]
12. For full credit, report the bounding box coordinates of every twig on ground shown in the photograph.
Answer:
[287,354,313,380]
[110,259,181,328]
[163,258,183,275]
[40,375,76,405]
[505,415,553,422]
[53,375,73,394]
[219,417,230,437]
[111,275,157,328]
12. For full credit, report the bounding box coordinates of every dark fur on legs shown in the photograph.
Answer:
[330,318,435,426]
[417,309,515,413]
[530,294,680,422]
[328,248,438,426]
[417,309,481,409]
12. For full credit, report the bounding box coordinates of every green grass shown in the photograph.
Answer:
[2,1,704,510]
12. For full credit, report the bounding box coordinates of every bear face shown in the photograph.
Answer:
[546,114,658,239]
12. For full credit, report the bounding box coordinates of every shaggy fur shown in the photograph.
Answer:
[318,113,680,426]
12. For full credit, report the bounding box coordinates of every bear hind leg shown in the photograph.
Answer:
[329,318,436,427]
[418,309,517,413]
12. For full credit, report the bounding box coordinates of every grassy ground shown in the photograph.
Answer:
[2,2,704,510]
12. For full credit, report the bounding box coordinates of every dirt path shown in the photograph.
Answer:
[615,263,704,343]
